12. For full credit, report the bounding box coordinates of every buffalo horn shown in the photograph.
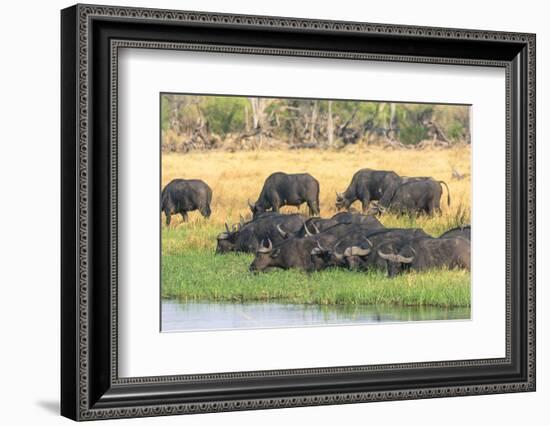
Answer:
[311,222,320,234]
[377,250,414,263]
[362,237,373,248]
[311,241,326,255]
[257,238,273,253]
[276,224,289,239]
[333,241,344,260]
[343,245,371,257]
[351,246,371,256]
[303,222,313,237]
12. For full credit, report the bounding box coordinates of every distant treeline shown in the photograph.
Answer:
[161,94,470,152]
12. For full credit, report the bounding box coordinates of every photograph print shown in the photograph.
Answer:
[160,94,472,332]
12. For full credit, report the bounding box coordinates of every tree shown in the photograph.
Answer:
[327,100,334,147]
[309,100,318,143]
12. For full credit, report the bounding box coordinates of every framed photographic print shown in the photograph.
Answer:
[61,4,536,421]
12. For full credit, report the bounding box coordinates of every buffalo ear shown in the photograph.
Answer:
[270,248,280,258]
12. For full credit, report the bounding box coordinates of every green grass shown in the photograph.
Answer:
[162,248,471,308]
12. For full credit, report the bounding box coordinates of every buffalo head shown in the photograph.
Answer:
[342,238,373,270]
[309,241,333,269]
[335,191,352,210]
[249,238,280,272]
[377,247,415,277]
[215,223,238,254]
[248,199,266,218]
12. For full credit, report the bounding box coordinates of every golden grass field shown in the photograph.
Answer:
[162,145,471,235]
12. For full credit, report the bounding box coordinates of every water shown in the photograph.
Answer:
[161,300,470,332]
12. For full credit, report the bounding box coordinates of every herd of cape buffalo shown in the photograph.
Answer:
[161,168,470,277]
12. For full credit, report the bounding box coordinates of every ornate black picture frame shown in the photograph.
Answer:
[61,3,536,421]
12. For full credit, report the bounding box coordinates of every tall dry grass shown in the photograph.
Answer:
[162,145,471,237]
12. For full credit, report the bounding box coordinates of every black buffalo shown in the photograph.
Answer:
[336,169,450,216]
[249,172,320,218]
[377,178,450,215]
[296,222,387,243]
[439,225,471,240]
[335,168,401,212]
[304,226,424,270]
[377,236,470,277]
[279,211,384,239]
[161,179,212,225]
[249,231,340,273]
[216,213,306,254]
[328,228,430,270]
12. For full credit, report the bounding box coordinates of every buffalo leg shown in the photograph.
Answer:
[428,198,439,216]
[307,200,320,217]
[181,211,188,222]
[360,197,371,213]
[270,192,281,213]
[164,210,171,226]
[434,199,442,215]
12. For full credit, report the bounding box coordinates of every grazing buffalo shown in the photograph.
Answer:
[161,179,212,225]
[377,236,470,277]
[330,228,430,270]
[216,213,306,254]
[249,232,340,273]
[377,178,451,215]
[279,211,384,239]
[215,223,242,254]
[336,169,401,212]
[336,168,451,216]
[249,172,320,218]
[439,225,471,240]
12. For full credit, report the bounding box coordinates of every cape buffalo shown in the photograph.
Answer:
[377,236,470,277]
[329,228,430,270]
[249,172,320,218]
[335,169,401,212]
[161,179,212,225]
[377,178,451,215]
[303,227,426,270]
[439,225,471,240]
[295,222,388,244]
[279,211,384,239]
[249,232,340,273]
[216,213,306,254]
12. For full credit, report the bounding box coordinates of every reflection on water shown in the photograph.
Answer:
[161,300,470,332]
